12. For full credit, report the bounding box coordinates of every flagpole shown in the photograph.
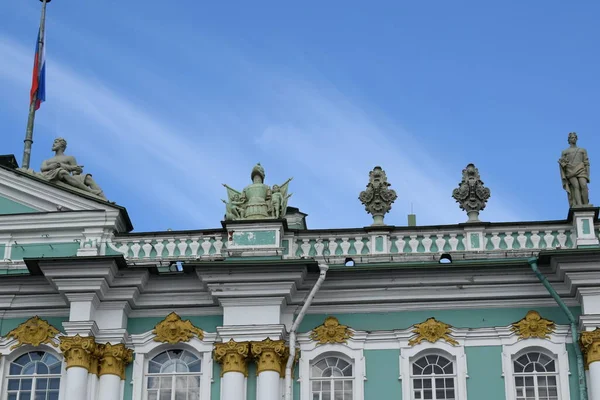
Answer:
[22,0,50,170]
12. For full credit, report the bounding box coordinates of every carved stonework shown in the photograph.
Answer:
[153,312,204,344]
[59,335,97,371]
[6,316,60,350]
[214,340,250,376]
[310,316,353,345]
[409,318,458,346]
[580,329,600,369]
[359,166,398,226]
[251,339,287,376]
[98,343,134,379]
[223,163,293,221]
[452,163,491,222]
[511,311,555,340]
[559,132,591,208]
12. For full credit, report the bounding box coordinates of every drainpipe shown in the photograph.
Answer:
[284,262,329,400]
[528,257,588,400]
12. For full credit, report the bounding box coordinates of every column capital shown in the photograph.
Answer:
[580,328,600,369]
[98,343,133,379]
[59,335,97,371]
[251,338,287,376]
[214,339,250,377]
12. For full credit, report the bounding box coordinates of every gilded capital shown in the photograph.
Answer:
[214,340,250,377]
[511,311,555,340]
[153,312,204,344]
[59,335,97,371]
[251,339,287,376]
[7,316,60,350]
[409,318,458,346]
[98,343,133,379]
[580,328,600,369]
[310,316,353,345]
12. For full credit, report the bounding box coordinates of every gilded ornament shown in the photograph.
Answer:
[214,340,250,377]
[310,316,353,345]
[511,311,555,340]
[59,335,97,371]
[98,343,134,379]
[6,316,60,350]
[580,329,600,369]
[251,339,287,376]
[153,312,204,344]
[409,318,458,346]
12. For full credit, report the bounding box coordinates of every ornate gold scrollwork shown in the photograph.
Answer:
[214,340,250,377]
[6,316,60,350]
[511,311,555,340]
[251,339,287,376]
[153,312,204,344]
[59,335,97,371]
[310,316,353,345]
[409,318,458,346]
[98,343,134,379]
[580,328,600,369]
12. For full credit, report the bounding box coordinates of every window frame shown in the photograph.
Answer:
[298,340,366,400]
[309,353,355,400]
[501,340,571,400]
[0,345,67,400]
[130,331,215,400]
[400,342,468,400]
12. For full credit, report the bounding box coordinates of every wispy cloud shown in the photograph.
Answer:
[0,32,523,231]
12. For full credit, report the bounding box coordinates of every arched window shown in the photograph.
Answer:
[411,354,456,400]
[146,349,202,400]
[6,351,62,400]
[310,355,354,400]
[513,351,559,400]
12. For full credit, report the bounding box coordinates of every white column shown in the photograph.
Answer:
[97,374,122,400]
[65,367,89,400]
[96,343,133,400]
[214,341,250,400]
[222,371,246,400]
[257,370,281,400]
[59,335,97,400]
[590,361,600,400]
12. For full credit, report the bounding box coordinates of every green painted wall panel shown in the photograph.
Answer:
[127,315,223,335]
[10,242,80,260]
[212,362,221,400]
[0,317,67,336]
[247,363,257,400]
[465,346,505,400]
[123,363,133,400]
[0,196,38,215]
[298,307,581,333]
[567,344,581,400]
[365,349,401,399]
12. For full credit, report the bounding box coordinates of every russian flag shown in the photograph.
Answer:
[30,28,46,110]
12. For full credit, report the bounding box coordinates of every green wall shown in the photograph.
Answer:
[0,196,38,215]
[567,344,581,400]
[465,346,505,400]
[365,349,401,399]
[9,242,80,260]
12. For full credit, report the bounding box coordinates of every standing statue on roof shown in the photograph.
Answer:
[559,132,591,208]
[222,163,292,220]
[39,138,106,199]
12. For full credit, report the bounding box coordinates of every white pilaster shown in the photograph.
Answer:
[64,367,89,400]
[590,362,600,400]
[221,371,246,400]
[570,208,599,246]
[97,374,122,400]
[256,370,280,400]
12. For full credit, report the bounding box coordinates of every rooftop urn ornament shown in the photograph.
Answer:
[222,163,292,221]
[452,163,491,223]
[359,166,398,226]
[559,132,592,208]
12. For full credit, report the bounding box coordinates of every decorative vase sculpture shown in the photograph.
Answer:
[559,132,591,208]
[359,166,397,226]
[452,163,491,223]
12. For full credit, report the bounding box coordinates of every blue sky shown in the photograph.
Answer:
[1,1,599,232]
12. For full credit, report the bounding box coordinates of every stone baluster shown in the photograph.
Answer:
[581,329,600,400]
[59,335,97,400]
[251,339,287,400]
[214,340,250,400]
[97,343,133,400]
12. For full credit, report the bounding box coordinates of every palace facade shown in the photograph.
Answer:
[0,151,599,400]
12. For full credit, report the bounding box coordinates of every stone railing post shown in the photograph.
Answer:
[59,335,97,400]
[214,340,250,400]
[96,343,133,400]
[251,339,287,400]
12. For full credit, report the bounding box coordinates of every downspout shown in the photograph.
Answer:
[284,262,329,400]
[528,257,588,400]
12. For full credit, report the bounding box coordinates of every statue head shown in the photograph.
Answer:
[568,132,578,145]
[51,137,67,152]
[251,163,265,183]
[272,184,280,193]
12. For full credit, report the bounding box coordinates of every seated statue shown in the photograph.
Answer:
[40,138,106,199]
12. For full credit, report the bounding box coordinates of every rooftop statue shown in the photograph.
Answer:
[559,132,591,208]
[38,138,106,199]
[222,163,292,221]
[452,163,490,222]
[359,166,397,226]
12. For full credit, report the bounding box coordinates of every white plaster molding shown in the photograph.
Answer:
[62,320,99,337]
[501,339,571,400]
[217,324,286,342]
